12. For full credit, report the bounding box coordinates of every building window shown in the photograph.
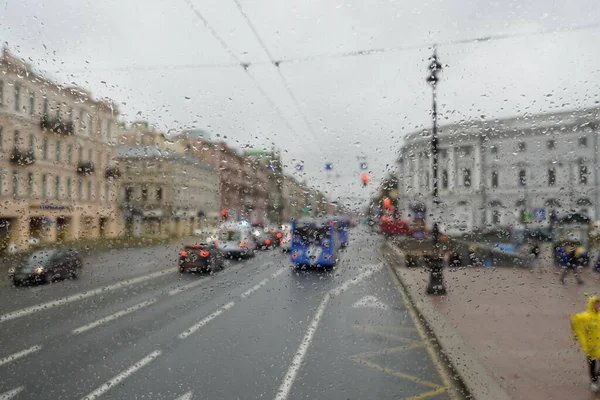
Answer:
[29,92,35,116]
[156,187,163,201]
[142,187,148,202]
[12,170,18,197]
[105,183,110,204]
[13,130,20,147]
[55,176,60,199]
[68,107,73,122]
[67,178,72,199]
[42,174,47,199]
[580,164,589,185]
[579,136,588,148]
[491,171,499,188]
[547,139,556,150]
[67,145,73,164]
[490,145,499,155]
[0,80,3,105]
[42,97,48,116]
[463,168,471,187]
[441,169,448,190]
[14,84,20,112]
[27,172,34,197]
[492,210,500,225]
[55,142,61,163]
[518,169,527,186]
[88,149,93,163]
[89,116,93,135]
[107,121,111,140]
[28,134,34,154]
[78,147,83,162]
[42,138,48,160]
[439,149,447,159]
[87,181,92,201]
[459,146,472,157]
[548,168,556,186]
[79,109,85,132]
[55,102,61,119]
[125,186,133,202]
[0,127,3,151]
[76,179,82,200]
[518,142,526,152]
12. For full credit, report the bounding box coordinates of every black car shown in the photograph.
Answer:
[10,249,83,285]
[179,243,225,273]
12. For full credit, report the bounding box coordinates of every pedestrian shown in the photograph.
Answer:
[560,245,584,284]
[571,296,600,392]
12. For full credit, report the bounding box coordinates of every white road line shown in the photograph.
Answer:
[168,277,213,296]
[330,263,384,296]
[80,350,161,400]
[72,299,158,335]
[0,267,175,324]
[174,391,193,400]
[271,268,285,279]
[0,386,24,399]
[274,263,384,400]
[274,294,331,400]
[240,278,269,299]
[0,345,42,367]
[178,301,235,340]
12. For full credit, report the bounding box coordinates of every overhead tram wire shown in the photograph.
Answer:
[55,21,600,73]
[181,0,304,144]
[274,21,600,65]
[231,0,321,144]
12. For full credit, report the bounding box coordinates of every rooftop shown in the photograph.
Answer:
[116,145,214,170]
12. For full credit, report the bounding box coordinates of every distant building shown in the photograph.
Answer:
[116,144,220,237]
[397,107,600,234]
[0,48,122,252]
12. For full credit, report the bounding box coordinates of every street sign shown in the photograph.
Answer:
[325,163,333,171]
[533,208,546,222]
[522,210,533,223]
[360,162,368,170]
[295,161,304,171]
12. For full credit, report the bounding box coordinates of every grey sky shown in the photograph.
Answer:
[2,0,600,209]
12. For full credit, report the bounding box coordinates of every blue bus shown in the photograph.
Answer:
[290,217,340,268]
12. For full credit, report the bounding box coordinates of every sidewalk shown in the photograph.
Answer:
[387,242,600,400]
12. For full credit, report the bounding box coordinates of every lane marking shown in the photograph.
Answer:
[174,391,193,400]
[405,387,448,400]
[178,301,235,340]
[240,278,269,299]
[352,295,389,310]
[168,277,213,296]
[385,262,458,399]
[330,263,384,295]
[72,299,158,335]
[274,262,386,400]
[80,350,161,400]
[0,387,24,400]
[271,268,285,279]
[0,345,42,367]
[274,293,330,400]
[0,267,175,324]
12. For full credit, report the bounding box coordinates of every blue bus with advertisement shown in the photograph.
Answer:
[337,216,349,247]
[289,217,340,269]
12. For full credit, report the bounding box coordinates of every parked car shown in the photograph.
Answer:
[179,243,225,273]
[10,249,83,285]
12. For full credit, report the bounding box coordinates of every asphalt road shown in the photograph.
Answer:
[0,227,456,400]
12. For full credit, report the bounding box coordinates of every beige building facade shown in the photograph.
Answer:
[0,49,122,252]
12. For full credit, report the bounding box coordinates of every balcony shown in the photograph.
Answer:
[40,115,74,135]
[105,166,121,179]
[77,161,95,176]
[10,147,35,166]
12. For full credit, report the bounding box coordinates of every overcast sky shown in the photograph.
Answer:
[2,0,600,209]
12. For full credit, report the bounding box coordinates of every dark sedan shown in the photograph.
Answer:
[10,249,83,285]
[179,243,225,273]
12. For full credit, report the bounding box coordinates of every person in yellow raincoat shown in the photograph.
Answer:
[572,296,600,392]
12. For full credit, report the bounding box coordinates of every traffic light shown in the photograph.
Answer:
[221,209,228,220]
[361,173,368,187]
[383,197,391,209]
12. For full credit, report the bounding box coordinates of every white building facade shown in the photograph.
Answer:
[396,108,600,234]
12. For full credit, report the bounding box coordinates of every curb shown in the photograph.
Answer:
[384,242,512,400]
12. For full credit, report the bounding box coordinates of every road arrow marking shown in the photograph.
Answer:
[352,295,389,310]
[175,391,193,400]
[0,387,24,399]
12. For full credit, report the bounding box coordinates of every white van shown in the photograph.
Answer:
[217,222,257,259]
